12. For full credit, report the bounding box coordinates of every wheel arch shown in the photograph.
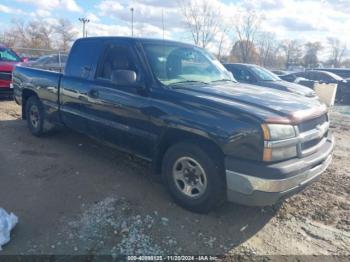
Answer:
[22,89,39,119]
[153,128,225,175]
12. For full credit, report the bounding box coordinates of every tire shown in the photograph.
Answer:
[25,96,45,136]
[162,142,225,213]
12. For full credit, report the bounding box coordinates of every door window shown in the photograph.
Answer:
[294,72,308,79]
[230,67,253,82]
[96,44,137,82]
[319,73,332,82]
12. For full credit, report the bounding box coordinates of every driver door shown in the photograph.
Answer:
[86,41,153,158]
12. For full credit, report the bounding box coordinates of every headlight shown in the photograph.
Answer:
[261,124,297,162]
[261,124,296,141]
[263,146,297,162]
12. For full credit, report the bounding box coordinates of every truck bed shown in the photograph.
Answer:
[13,66,62,122]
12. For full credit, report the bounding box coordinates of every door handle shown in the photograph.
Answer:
[89,89,99,98]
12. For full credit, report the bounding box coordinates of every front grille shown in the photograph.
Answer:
[0,71,12,81]
[298,114,327,133]
[298,114,328,155]
[301,136,324,151]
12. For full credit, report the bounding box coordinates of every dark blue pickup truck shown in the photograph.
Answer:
[13,37,334,213]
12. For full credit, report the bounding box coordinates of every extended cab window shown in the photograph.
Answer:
[96,44,137,82]
[65,39,101,79]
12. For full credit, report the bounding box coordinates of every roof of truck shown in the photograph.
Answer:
[76,36,195,47]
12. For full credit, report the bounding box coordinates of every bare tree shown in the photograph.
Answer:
[7,19,28,47]
[280,40,303,69]
[303,42,322,68]
[27,20,53,49]
[0,31,17,47]
[256,32,281,67]
[54,19,77,52]
[179,0,221,48]
[229,40,259,63]
[2,19,53,51]
[327,37,347,67]
[217,25,231,61]
[233,11,261,63]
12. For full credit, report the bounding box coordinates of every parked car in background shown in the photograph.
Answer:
[224,63,316,98]
[271,70,291,76]
[27,56,40,62]
[281,70,350,103]
[22,54,67,72]
[13,37,333,213]
[314,68,350,79]
[278,73,316,89]
[0,44,26,97]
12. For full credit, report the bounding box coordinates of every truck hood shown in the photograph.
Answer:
[0,61,20,72]
[174,82,326,124]
[257,80,316,97]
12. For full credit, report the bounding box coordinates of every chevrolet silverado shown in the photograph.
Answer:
[13,37,334,213]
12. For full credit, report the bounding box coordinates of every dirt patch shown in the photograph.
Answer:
[0,99,21,120]
[277,111,350,233]
[0,100,349,257]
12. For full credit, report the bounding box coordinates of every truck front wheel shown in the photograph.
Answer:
[162,142,225,213]
[25,96,45,136]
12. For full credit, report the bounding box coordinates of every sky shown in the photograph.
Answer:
[0,0,349,55]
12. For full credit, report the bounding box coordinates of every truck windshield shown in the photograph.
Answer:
[143,43,234,86]
[0,47,21,62]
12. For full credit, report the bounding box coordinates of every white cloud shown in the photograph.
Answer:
[31,9,52,18]
[0,3,25,14]
[15,0,82,12]
[97,0,124,16]
[86,12,100,23]
[79,22,130,38]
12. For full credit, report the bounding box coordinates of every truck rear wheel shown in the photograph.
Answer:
[25,96,45,136]
[162,142,225,213]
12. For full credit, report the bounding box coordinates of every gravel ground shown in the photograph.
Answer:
[0,99,349,259]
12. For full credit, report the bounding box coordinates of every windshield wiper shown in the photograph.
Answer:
[169,80,209,86]
[210,79,236,83]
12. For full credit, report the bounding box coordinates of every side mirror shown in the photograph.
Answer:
[21,57,29,63]
[111,70,137,85]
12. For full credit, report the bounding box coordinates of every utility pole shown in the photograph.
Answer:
[78,18,90,38]
[162,8,165,40]
[130,7,134,37]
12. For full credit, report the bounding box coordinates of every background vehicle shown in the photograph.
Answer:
[224,63,316,98]
[22,54,68,72]
[281,70,350,103]
[0,44,26,97]
[271,70,291,76]
[313,68,350,79]
[13,37,333,213]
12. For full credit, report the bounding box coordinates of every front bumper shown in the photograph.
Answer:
[0,88,13,96]
[0,78,13,96]
[226,133,334,206]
